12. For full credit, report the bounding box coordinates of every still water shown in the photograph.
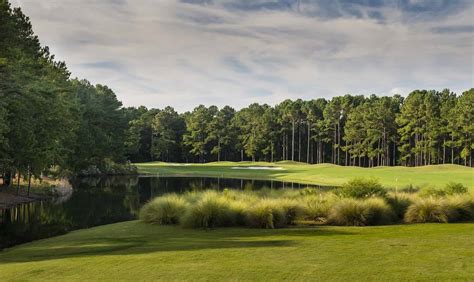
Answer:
[0,176,323,249]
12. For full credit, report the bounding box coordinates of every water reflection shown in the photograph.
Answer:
[0,176,325,249]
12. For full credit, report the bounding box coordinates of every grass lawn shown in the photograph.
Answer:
[0,221,472,280]
[136,161,474,189]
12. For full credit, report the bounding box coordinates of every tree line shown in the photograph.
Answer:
[126,90,473,167]
[0,1,472,186]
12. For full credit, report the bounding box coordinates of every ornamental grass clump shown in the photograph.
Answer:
[279,199,306,225]
[386,192,415,221]
[181,191,238,228]
[337,178,387,199]
[139,194,188,225]
[245,199,286,229]
[302,195,334,223]
[404,198,448,223]
[442,195,474,222]
[328,198,393,226]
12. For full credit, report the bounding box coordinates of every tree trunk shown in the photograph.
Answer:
[307,122,310,163]
[451,135,454,164]
[292,121,295,161]
[217,139,221,162]
[27,167,32,197]
[16,171,20,195]
[298,123,301,162]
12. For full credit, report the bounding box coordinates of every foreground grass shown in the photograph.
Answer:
[0,221,472,280]
[136,161,474,189]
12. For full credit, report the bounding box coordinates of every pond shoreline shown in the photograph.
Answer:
[0,190,50,209]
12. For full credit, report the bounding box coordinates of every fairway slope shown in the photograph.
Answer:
[0,221,472,280]
[136,162,474,189]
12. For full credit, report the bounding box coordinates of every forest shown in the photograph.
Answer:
[0,1,473,183]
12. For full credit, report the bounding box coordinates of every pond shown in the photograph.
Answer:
[0,176,326,250]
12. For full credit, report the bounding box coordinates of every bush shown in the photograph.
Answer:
[337,178,387,199]
[181,192,237,228]
[419,187,446,197]
[279,199,306,225]
[245,199,286,229]
[363,198,394,225]
[386,193,414,220]
[328,198,393,226]
[139,194,188,225]
[444,182,468,195]
[404,198,448,223]
[302,195,333,222]
[443,196,474,222]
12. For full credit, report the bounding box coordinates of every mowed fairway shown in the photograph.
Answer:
[136,162,474,189]
[0,221,472,281]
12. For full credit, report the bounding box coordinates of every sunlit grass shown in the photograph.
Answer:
[135,162,474,190]
[0,221,472,280]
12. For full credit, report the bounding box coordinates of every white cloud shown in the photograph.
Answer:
[11,0,473,112]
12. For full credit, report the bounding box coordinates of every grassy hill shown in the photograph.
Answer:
[0,221,472,280]
[136,162,474,190]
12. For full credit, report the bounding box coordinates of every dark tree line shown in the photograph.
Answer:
[0,0,472,188]
[125,90,472,167]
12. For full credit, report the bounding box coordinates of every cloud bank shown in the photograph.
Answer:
[12,0,474,111]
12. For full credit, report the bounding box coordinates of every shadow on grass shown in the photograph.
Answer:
[0,226,354,264]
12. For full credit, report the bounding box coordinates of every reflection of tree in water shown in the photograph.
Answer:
[1,176,327,249]
[0,177,141,249]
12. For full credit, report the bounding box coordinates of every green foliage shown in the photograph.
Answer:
[278,199,306,225]
[386,192,415,220]
[327,198,393,226]
[337,178,387,198]
[420,182,468,197]
[404,198,448,223]
[140,194,188,225]
[245,199,286,229]
[181,191,239,228]
[302,195,334,222]
[443,196,474,222]
[443,182,468,195]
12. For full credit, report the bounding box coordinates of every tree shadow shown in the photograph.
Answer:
[0,226,354,264]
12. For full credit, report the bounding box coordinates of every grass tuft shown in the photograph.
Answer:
[404,198,448,223]
[139,194,188,225]
[245,199,286,229]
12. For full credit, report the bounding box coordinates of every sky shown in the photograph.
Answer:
[11,0,474,112]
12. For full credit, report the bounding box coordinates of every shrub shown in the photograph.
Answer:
[279,199,306,225]
[363,198,394,225]
[337,178,387,199]
[302,195,333,222]
[139,194,188,225]
[419,187,446,197]
[245,199,286,229]
[386,192,415,220]
[443,195,474,222]
[327,199,368,226]
[404,198,448,223]
[443,182,468,195]
[328,198,393,226]
[181,192,237,228]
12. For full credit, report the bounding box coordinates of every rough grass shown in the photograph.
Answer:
[139,194,188,225]
[0,221,473,281]
[135,162,474,190]
[139,188,473,228]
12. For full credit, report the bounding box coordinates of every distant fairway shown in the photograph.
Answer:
[136,162,474,190]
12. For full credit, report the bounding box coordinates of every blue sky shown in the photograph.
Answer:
[12,0,474,111]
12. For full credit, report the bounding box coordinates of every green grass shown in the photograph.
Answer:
[0,221,472,280]
[136,161,474,189]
